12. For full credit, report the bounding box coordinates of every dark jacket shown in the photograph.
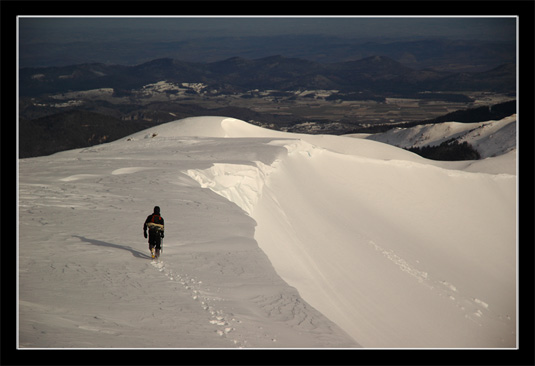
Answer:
[144,213,164,245]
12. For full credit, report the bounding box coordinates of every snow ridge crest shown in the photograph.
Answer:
[185,160,276,216]
[184,139,322,216]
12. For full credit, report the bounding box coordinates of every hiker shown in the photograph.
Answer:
[143,206,165,258]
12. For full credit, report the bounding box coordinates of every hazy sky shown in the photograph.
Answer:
[19,16,517,44]
[17,16,517,68]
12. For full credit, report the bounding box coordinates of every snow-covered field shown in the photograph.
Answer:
[17,116,517,349]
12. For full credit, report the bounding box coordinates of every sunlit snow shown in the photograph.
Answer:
[18,116,516,349]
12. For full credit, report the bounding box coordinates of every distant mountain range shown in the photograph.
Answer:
[18,54,516,159]
[19,36,515,72]
[18,100,516,159]
[20,55,516,98]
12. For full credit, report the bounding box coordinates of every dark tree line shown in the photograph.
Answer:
[405,139,481,161]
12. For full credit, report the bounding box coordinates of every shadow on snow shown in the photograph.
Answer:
[73,235,152,259]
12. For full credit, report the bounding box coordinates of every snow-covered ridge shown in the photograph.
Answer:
[176,117,516,347]
[364,115,516,159]
[128,115,516,175]
[19,116,517,349]
[186,161,275,216]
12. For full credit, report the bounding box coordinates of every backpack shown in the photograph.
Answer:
[151,214,162,224]
[147,214,164,232]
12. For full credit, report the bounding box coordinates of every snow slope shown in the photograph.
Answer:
[361,116,517,175]
[347,115,517,175]
[18,116,517,349]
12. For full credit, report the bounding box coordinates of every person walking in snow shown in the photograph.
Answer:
[144,206,165,258]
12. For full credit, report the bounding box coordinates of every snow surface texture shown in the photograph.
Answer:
[361,115,517,175]
[18,116,516,349]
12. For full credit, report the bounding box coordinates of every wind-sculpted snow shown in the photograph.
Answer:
[18,118,358,349]
[252,142,515,347]
[182,117,517,348]
[186,162,275,216]
[18,116,516,350]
